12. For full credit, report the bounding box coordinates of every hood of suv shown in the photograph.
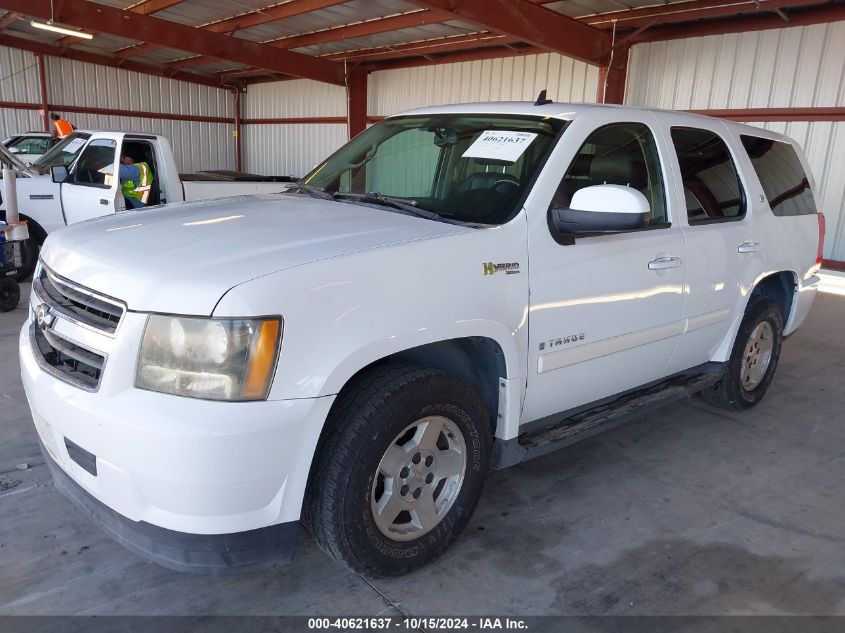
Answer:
[40,194,468,315]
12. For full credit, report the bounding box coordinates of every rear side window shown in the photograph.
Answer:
[671,127,745,224]
[740,135,817,216]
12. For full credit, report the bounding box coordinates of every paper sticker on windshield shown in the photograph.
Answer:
[62,138,86,154]
[462,131,538,163]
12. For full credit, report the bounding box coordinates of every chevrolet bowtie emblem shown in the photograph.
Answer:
[35,303,55,330]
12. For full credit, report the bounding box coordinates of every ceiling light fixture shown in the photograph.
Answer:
[31,20,93,39]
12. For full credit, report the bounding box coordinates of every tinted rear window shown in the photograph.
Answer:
[740,135,817,216]
[671,127,745,224]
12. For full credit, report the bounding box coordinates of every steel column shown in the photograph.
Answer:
[36,53,49,132]
[347,67,368,139]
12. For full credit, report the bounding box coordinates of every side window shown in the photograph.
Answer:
[71,139,117,188]
[740,135,817,216]
[552,122,667,224]
[10,137,49,155]
[671,127,745,224]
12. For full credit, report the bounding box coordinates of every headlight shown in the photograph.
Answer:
[136,315,282,401]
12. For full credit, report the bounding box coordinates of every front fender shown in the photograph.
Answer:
[213,222,530,404]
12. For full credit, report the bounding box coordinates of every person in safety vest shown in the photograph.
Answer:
[118,154,154,209]
[49,113,75,140]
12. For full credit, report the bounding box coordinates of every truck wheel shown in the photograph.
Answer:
[303,364,491,576]
[0,279,20,312]
[701,297,783,411]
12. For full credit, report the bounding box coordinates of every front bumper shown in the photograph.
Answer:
[20,323,335,572]
[40,439,299,574]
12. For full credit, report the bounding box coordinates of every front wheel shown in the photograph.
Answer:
[303,364,491,576]
[701,297,784,410]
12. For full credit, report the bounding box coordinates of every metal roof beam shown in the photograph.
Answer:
[56,0,188,48]
[409,0,609,64]
[0,32,232,88]
[0,10,19,30]
[324,33,519,63]
[119,0,348,61]
[586,0,830,29]
[636,1,845,41]
[0,0,346,84]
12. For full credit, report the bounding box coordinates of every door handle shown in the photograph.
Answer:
[100,199,109,205]
[738,241,761,253]
[648,256,682,270]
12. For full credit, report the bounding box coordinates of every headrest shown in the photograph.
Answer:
[589,153,650,190]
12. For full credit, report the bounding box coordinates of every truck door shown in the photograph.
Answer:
[60,133,123,225]
[522,115,686,424]
[653,117,761,376]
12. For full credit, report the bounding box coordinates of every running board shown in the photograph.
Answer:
[493,370,721,469]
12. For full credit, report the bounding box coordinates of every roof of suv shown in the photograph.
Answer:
[389,101,793,145]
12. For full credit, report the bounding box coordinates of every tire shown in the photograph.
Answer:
[701,297,784,411]
[13,234,39,283]
[303,363,491,576]
[0,278,20,312]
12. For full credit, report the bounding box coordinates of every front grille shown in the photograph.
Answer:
[31,323,106,391]
[34,266,125,335]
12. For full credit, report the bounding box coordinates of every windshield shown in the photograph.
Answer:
[303,114,565,225]
[31,132,91,172]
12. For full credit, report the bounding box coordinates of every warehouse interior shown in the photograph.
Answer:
[2,0,845,623]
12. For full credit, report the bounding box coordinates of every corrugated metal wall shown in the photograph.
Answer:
[240,53,601,178]
[625,23,845,259]
[242,123,347,178]
[0,46,236,174]
[368,53,600,115]
[242,79,346,177]
[0,45,43,137]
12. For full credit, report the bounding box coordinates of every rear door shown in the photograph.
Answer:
[654,116,761,375]
[60,133,124,225]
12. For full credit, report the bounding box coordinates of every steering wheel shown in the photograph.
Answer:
[458,172,520,195]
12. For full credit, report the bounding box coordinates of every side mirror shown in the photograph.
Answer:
[51,165,69,184]
[549,184,650,244]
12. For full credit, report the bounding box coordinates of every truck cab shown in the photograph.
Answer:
[1,130,292,279]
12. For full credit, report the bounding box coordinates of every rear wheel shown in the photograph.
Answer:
[0,278,20,312]
[701,297,783,410]
[303,364,491,576]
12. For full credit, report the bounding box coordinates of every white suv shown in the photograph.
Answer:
[20,100,824,576]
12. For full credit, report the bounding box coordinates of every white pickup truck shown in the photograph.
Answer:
[0,131,293,278]
[20,100,823,577]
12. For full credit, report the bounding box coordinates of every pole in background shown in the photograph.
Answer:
[232,87,243,172]
[36,53,50,133]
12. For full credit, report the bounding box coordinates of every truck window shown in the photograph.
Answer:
[72,139,117,188]
[552,122,667,224]
[304,114,566,225]
[9,137,49,155]
[740,135,817,216]
[671,127,745,224]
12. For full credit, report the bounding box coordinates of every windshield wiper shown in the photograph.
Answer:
[285,178,335,200]
[334,192,461,224]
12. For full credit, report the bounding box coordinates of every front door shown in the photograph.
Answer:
[60,134,123,225]
[522,116,686,425]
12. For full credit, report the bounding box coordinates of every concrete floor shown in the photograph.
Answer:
[2,281,845,616]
